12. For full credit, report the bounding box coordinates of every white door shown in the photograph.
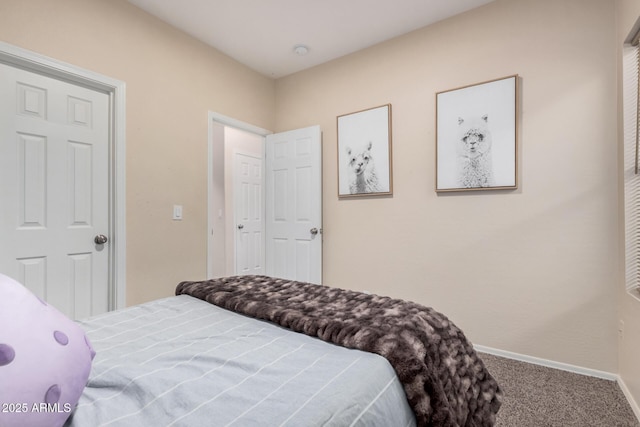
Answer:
[265,125,322,284]
[234,152,264,275]
[0,62,110,319]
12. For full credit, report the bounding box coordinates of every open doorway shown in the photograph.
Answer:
[207,113,269,278]
[207,112,323,284]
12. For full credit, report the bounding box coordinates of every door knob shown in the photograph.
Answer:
[237,224,244,230]
[94,234,108,244]
[310,228,318,235]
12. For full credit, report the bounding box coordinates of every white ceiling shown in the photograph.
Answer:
[127,0,495,78]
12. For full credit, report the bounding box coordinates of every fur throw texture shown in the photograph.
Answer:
[176,276,501,426]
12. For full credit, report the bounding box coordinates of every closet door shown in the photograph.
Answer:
[0,61,110,319]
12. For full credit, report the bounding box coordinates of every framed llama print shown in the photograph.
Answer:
[436,75,518,192]
[337,104,393,198]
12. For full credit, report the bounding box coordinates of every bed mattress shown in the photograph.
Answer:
[65,295,416,427]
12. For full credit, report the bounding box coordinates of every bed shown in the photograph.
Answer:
[0,274,501,427]
[64,293,416,427]
[69,275,501,426]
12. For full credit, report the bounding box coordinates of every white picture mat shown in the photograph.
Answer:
[436,76,516,190]
[338,105,391,196]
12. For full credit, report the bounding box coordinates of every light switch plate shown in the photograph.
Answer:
[173,205,183,220]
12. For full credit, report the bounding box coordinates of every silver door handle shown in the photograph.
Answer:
[310,228,318,235]
[237,224,244,230]
[94,234,108,244]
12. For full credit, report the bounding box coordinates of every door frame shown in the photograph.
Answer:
[0,42,127,311]
[207,112,270,278]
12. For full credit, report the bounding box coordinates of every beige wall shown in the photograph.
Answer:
[0,0,276,305]
[1,0,636,395]
[618,0,640,412]
[276,0,620,372]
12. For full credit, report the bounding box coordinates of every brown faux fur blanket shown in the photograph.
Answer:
[176,275,501,426]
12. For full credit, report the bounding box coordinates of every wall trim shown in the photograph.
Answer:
[0,41,127,310]
[618,376,640,422]
[209,111,271,137]
[474,344,617,380]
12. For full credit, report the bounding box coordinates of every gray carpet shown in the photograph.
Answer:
[479,352,639,426]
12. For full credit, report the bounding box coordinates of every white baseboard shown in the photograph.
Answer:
[473,344,618,380]
[617,376,640,422]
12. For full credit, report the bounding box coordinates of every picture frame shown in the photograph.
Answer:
[436,75,518,192]
[337,104,393,198]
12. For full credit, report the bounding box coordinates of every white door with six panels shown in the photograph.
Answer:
[0,62,110,319]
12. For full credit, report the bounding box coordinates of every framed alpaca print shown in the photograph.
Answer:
[436,75,518,192]
[337,104,393,198]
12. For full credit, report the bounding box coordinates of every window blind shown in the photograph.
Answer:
[624,26,640,301]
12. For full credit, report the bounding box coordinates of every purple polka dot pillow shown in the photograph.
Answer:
[0,274,95,427]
